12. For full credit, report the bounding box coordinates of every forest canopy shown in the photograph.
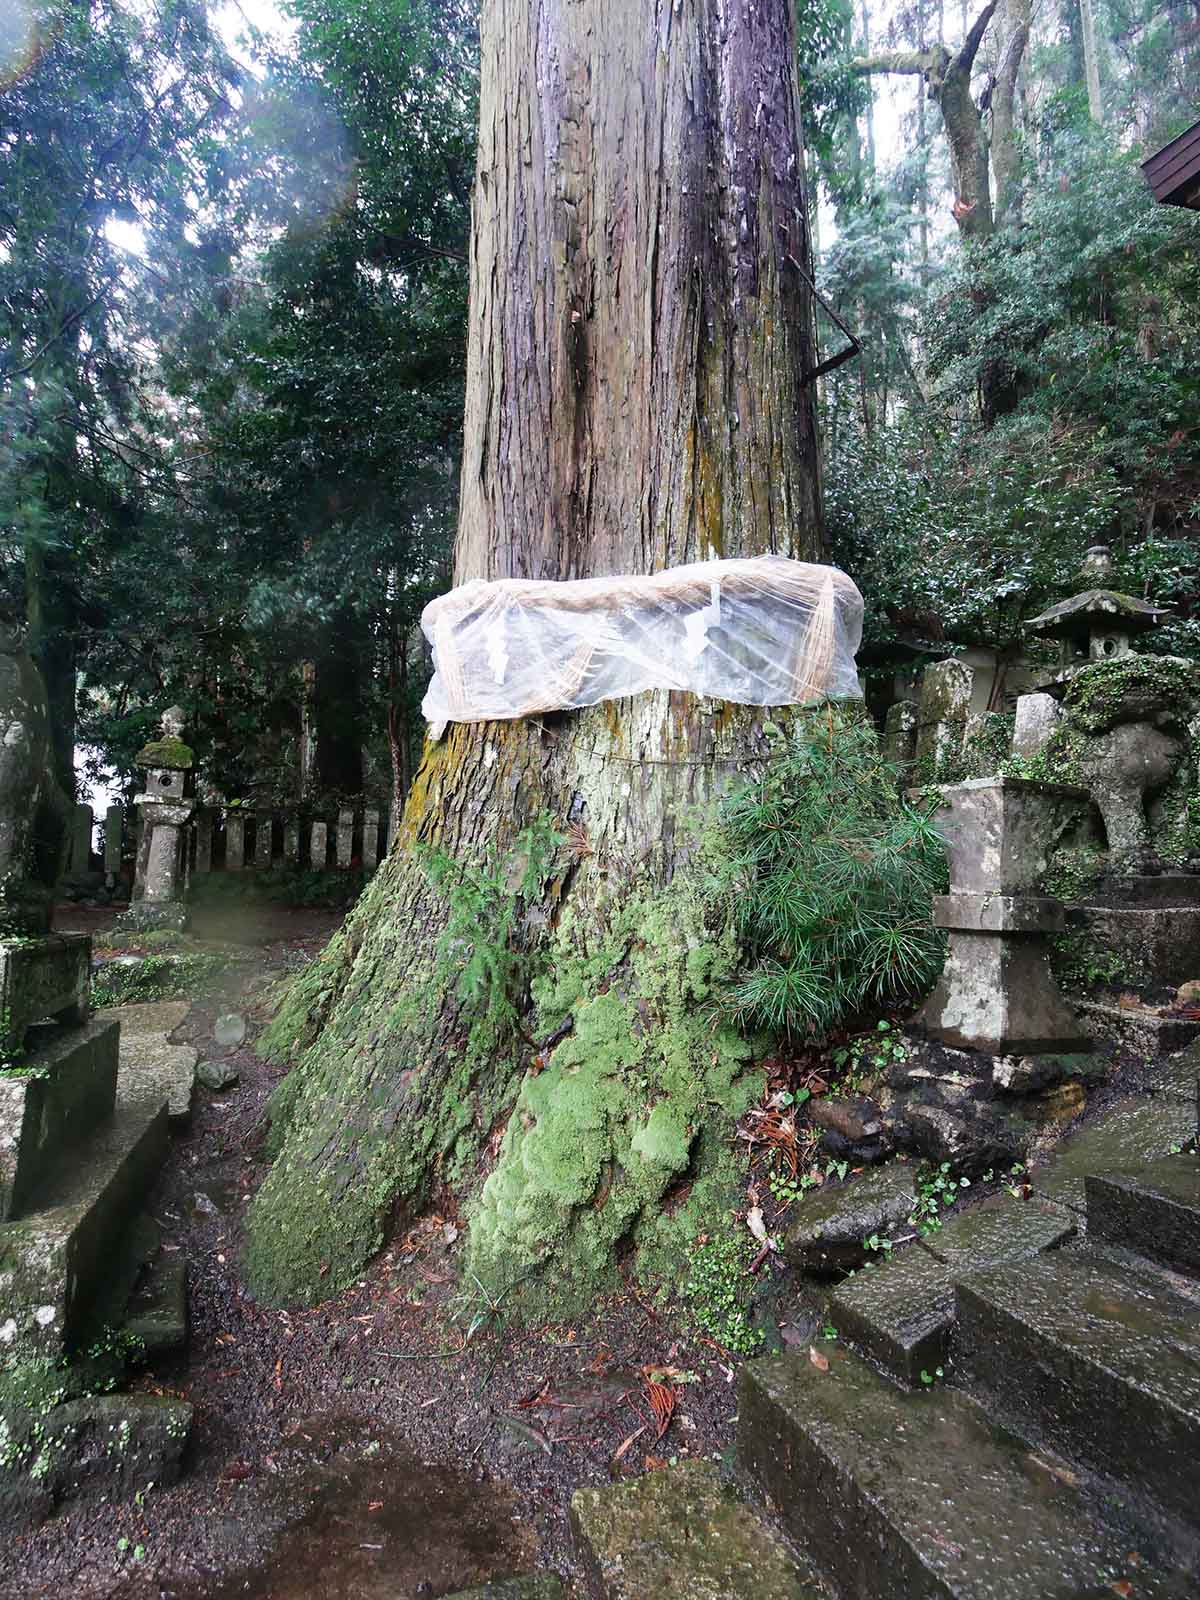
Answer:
[0,0,1197,802]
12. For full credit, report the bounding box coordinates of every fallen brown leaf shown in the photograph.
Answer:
[1110,1583,1133,1598]
[809,1346,830,1372]
[1028,1453,1080,1489]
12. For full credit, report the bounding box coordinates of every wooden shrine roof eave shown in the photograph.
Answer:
[1142,120,1200,210]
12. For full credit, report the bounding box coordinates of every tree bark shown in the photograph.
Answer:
[1078,0,1103,123]
[851,0,999,239]
[245,0,825,1309]
[990,0,1031,226]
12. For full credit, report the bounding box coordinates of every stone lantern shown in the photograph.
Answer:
[117,707,195,931]
[1024,546,1168,685]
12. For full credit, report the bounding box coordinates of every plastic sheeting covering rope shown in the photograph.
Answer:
[420,555,864,733]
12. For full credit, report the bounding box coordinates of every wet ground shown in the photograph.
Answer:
[0,905,742,1600]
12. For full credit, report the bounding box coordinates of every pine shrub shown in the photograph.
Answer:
[721,707,947,1037]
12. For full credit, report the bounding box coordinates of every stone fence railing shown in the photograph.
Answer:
[66,801,394,883]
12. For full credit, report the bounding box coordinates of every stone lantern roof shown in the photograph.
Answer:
[1024,589,1168,647]
[1024,546,1169,680]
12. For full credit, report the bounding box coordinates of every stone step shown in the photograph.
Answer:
[0,1017,119,1220]
[0,1095,168,1355]
[124,1248,188,1357]
[1030,1094,1197,1212]
[1086,1153,1200,1272]
[0,1392,191,1531]
[570,1459,824,1600]
[738,1343,1190,1599]
[827,1192,1075,1387]
[784,1160,917,1274]
[953,1249,1200,1539]
[109,1000,196,1126]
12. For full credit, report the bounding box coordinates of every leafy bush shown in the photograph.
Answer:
[720,708,947,1036]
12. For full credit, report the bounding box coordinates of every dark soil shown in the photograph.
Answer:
[0,906,751,1600]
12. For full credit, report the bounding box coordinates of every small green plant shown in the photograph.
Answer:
[769,1157,848,1209]
[830,1019,908,1091]
[919,1366,945,1386]
[720,708,948,1037]
[908,1162,971,1237]
[863,1232,893,1254]
[682,1232,764,1355]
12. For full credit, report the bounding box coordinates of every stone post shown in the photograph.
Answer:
[336,809,354,868]
[310,819,328,869]
[103,805,123,887]
[225,812,245,871]
[882,700,918,775]
[70,804,94,875]
[283,819,300,866]
[916,777,1091,1055]
[194,809,213,874]
[1012,693,1062,761]
[254,814,273,869]
[362,808,380,872]
[914,659,974,780]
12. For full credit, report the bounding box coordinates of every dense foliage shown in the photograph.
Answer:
[2,0,1198,816]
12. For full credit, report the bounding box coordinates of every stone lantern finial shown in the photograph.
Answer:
[1074,544,1113,592]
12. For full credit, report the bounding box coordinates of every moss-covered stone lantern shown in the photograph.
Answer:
[1024,546,1169,687]
[117,706,195,931]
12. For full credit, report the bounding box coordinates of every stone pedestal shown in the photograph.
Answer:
[915,778,1091,1055]
[118,798,193,932]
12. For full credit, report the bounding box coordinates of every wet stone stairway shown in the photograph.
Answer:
[737,1070,1200,1599]
[532,1054,1200,1600]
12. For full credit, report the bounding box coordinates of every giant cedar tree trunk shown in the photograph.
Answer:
[245,0,824,1309]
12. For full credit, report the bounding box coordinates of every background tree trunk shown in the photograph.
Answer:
[990,0,1031,226]
[244,0,825,1310]
[1078,0,1103,123]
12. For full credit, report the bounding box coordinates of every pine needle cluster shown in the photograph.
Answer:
[721,707,947,1037]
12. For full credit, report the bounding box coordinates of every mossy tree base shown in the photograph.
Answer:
[244,692,800,1314]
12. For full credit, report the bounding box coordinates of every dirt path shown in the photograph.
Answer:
[1,908,744,1600]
